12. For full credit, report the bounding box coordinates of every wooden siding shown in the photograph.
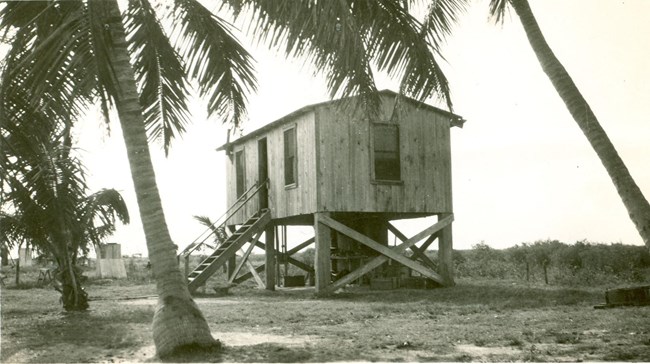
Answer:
[225,112,318,224]
[315,93,453,214]
[224,92,455,224]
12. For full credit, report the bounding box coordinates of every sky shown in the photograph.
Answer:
[72,0,650,256]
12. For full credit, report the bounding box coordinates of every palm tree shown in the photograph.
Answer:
[1,0,466,356]
[486,0,650,249]
[0,109,129,310]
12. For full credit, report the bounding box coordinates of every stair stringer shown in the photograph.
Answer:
[187,209,271,293]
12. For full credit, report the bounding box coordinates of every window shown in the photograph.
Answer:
[235,149,245,197]
[373,124,401,181]
[283,126,297,186]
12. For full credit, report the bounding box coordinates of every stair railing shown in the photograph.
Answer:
[179,179,270,259]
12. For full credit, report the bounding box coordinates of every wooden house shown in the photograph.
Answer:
[183,90,464,294]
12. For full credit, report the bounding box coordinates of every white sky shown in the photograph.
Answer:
[74,0,650,256]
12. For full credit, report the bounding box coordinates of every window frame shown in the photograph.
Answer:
[283,124,298,189]
[370,122,402,184]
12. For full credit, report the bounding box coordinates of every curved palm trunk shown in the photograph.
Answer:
[55,252,89,311]
[61,228,88,310]
[510,0,650,249]
[104,0,217,357]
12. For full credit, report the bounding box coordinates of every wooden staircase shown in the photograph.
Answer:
[186,208,271,293]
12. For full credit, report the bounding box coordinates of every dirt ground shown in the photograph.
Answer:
[2,279,650,362]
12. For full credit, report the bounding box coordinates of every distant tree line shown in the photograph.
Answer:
[444,240,650,286]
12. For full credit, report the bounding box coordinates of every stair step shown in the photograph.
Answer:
[186,209,270,292]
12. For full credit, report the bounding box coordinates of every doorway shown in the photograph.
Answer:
[257,138,269,209]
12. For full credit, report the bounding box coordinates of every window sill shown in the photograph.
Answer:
[371,179,403,186]
[284,183,298,190]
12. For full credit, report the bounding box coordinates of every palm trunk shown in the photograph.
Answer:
[15,256,20,286]
[1,245,8,267]
[59,252,89,311]
[510,0,650,249]
[104,0,217,357]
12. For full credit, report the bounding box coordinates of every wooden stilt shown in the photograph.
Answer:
[225,225,237,274]
[265,224,276,290]
[438,213,455,286]
[314,213,332,294]
[227,255,236,279]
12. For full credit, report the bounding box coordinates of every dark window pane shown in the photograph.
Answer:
[235,150,245,197]
[284,127,297,185]
[374,126,398,152]
[373,124,400,181]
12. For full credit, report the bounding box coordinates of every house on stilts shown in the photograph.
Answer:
[180,89,465,294]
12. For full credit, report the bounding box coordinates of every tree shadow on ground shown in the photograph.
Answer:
[161,343,313,363]
[1,304,153,363]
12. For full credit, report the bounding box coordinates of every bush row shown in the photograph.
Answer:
[447,240,650,286]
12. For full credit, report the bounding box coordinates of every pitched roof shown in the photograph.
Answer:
[216,89,465,151]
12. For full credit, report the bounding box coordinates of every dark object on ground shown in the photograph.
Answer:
[213,286,230,296]
[284,275,306,287]
[594,285,650,309]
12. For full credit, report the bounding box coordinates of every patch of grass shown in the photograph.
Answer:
[553,331,582,344]
[603,348,641,361]
[3,278,650,362]
[505,334,524,347]
[473,338,488,347]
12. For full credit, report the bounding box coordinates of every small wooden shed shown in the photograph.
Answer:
[96,243,127,279]
[185,90,464,294]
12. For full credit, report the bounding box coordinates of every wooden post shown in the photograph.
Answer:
[314,212,332,294]
[227,255,236,280]
[438,213,455,286]
[265,224,276,290]
[225,225,236,274]
[184,255,190,281]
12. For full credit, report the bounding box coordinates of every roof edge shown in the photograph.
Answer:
[216,89,465,151]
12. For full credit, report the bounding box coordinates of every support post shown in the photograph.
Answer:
[184,255,190,281]
[438,213,455,286]
[227,256,236,279]
[314,212,332,294]
[265,224,276,290]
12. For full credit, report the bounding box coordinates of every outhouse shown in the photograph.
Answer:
[182,90,464,294]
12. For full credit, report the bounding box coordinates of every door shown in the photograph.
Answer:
[257,138,269,209]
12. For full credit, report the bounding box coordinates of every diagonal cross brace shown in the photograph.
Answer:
[228,231,263,284]
[233,237,315,286]
[387,222,439,269]
[318,214,453,292]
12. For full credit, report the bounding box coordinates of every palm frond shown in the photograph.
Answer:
[488,0,510,25]
[169,0,257,129]
[226,0,380,112]
[223,0,463,115]
[125,0,191,154]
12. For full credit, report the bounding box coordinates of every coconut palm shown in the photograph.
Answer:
[1,110,129,310]
[1,0,466,356]
[485,0,650,248]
